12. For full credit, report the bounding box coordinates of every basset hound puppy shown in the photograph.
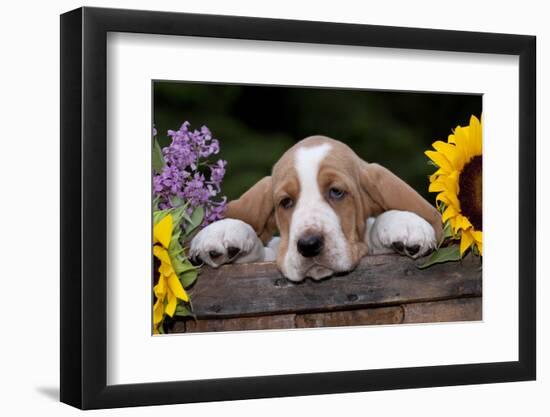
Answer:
[190,135,442,282]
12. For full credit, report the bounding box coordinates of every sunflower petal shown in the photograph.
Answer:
[457,215,472,231]
[432,140,464,168]
[425,150,453,172]
[453,125,472,155]
[460,230,474,255]
[153,214,173,248]
[165,291,177,317]
[471,230,482,243]
[449,216,458,234]
[168,273,189,302]
[476,241,483,256]
[468,115,483,156]
[153,297,165,325]
[436,192,451,206]
[153,275,167,299]
[437,191,460,211]
[442,171,459,197]
[153,245,172,265]
[442,205,458,223]
[429,169,444,182]
[460,127,480,168]
[159,261,174,277]
[451,137,469,170]
[429,180,446,192]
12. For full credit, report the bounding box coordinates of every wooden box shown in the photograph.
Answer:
[168,254,482,333]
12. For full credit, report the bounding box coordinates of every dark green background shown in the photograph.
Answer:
[154,82,481,202]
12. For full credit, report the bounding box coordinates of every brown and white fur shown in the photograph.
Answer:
[190,135,442,282]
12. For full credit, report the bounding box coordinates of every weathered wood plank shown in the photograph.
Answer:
[403,297,482,323]
[173,297,481,333]
[180,308,402,333]
[188,254,482,319]
[184,314,297,333]
[295,306,403,328]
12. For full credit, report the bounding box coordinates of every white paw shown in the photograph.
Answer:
[367,210,437,258]
[189,218,265,267]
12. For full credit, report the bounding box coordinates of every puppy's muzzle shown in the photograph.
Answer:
[297,233,324,258]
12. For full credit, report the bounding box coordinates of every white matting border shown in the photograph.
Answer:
[106,32,518,385]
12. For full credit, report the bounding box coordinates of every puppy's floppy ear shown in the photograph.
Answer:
[360,162,442,241]
[225,176,276,244]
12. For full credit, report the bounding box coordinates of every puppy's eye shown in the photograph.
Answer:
[329,187,346,200]
[280,197,294,209]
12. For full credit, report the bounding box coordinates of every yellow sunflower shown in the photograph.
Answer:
[426,115,483,256]
[152,214,189,334]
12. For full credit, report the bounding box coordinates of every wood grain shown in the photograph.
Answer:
[177,297,481,333]
[184,314,297,332]
[187,255,482,319]
[402,297,482,323]
[294,306,404,328]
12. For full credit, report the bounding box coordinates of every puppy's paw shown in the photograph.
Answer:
[369,210,437,258]
[189,218,265,267]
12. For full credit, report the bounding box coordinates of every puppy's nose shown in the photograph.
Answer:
[297,234,324,258]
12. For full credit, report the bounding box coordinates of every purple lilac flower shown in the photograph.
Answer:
[208,160,226,191]
[204,198,227,224]
[153,121,227,225]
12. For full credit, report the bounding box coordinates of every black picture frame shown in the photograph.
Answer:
[60,6,536,410]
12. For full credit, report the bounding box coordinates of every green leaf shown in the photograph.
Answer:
[175,303,195,318]
[179,268,198,288]
[169,195,185,208]
[180,211,193,224]
[438,221,454,248]
[153,196,161,212]
[442,221,453,240]
[152,209,169,225]
[471,243,480,257]
[173,257,196,275]
[171,255,196,274]
[185,206,204,236]
[169,206,185,225]
[152,138,165,174]
[417,245,462,269]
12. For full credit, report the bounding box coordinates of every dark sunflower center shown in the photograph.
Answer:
[458,155,482,230]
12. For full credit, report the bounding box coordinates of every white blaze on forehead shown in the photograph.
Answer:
[294,143,332,196]
[281,143,352,281]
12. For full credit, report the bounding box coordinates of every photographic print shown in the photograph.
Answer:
[151,82,482,335]
[60,8,535,407]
